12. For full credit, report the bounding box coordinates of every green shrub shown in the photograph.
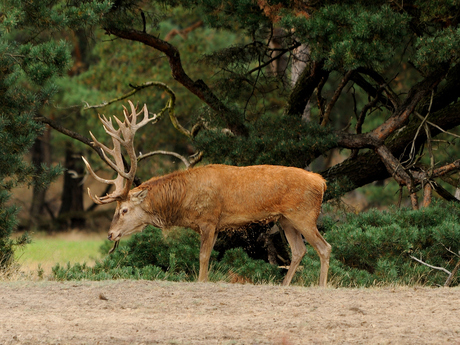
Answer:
[52,226,284,283]
[52,201,460,287]
[317,200,460,287]
[53,227,204,281]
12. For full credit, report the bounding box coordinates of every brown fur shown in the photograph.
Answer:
[107,164,331,286]
[140,172,188,228]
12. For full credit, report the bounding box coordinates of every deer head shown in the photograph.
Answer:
[82,101,157,240]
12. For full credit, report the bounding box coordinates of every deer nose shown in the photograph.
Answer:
[108,233,113,240]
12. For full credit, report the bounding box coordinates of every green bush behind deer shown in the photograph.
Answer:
[52,200,460,287]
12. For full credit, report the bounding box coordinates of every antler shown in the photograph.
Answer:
[82,101,157,204]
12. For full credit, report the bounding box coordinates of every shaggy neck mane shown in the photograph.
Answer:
[141,170,188,227]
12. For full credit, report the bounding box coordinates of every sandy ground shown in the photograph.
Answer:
[1,280,460,345]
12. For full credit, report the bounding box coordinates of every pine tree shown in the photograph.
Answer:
[98,0,460,209]
[4,0,460,224]
[0,22,69,269]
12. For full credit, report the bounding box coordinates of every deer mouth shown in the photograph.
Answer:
[107,233,121,241]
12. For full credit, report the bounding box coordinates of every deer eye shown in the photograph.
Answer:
[122,208,128,215]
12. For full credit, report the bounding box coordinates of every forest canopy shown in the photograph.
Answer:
[1,0,460,240]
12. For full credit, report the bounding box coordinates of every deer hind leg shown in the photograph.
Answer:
[280,215,331,287]
[279,218,306,286]
[198,224,218,282]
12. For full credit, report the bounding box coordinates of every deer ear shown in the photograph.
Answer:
[131,189,148,204]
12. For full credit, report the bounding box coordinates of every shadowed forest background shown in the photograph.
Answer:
[2,0,460,286]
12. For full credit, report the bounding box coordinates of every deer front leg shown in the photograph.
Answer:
[198,225,218,282]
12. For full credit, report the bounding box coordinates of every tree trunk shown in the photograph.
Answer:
[29,129,52,229]
[291,43,311,121]
[58,143,86,229]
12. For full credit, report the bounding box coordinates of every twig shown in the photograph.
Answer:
[246,42,301,76]
[83,81,163,110]
[410,255,460,286]
[164,21,203,41]
[440,243,460,258]
[410,255,451,275]
[432,159,460,178]
[321,70,354,127]
[414,112,460,139]
[402,90,435,168]
[445,259,460,287]
[356,91,382,134]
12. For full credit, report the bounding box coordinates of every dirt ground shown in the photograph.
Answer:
[1,280,460,345]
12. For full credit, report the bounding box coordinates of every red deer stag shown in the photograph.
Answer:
[82,101,331,286]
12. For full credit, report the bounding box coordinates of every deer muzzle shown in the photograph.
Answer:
[107,231,121,241]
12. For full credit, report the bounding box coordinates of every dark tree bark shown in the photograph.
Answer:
[285,60,329,117]
[29,129,52,228]
[323,101,460,201]
[58,143,86,229]
[104,26,249,137]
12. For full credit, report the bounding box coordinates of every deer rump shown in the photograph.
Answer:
[123,164,331,286]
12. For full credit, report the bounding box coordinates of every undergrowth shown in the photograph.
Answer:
[51,200,460,287]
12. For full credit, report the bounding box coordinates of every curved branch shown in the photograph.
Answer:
[246,41,301,75]
[104,26,248,136]
[322,100,460,200]
[138,150,204,170]
[164,20,203,41]
[84,81,197,140]
[321,70,354,126]
[138,150,190,168]
[34,115,103,158]
[83,82,162,110]
[410,255,451,275]
[370,67,448,142]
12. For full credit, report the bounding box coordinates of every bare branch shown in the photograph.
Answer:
[402,91,435,168]
[414,112,460,139]
[164,21,204,41]
[410,255,460,287]
[444,259,460,287]
[34,115,107,163]
[410,255,451,275]
[375,145,419,209]
[246,42,301,76]
[83,81,170,111]
[356,92,382,134]
[104,26,248,136]
[138,150,191,168]
[321,70,354,127]
[432,160,460,178]
[440,243,460,258]
[370,67,448,143]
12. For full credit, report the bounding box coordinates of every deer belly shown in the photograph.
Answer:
[218,212,280,229]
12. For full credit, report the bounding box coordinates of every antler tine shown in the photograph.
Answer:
[98,114,116,133]
[128,100,138,121]
[86,187,103,205]
[82,154,128,203]
[89,130,113,155]
[100,114,125,142]
[88,131,129,179]
[122,105,132,125]
[110,116,130,140]
[132,104,157,131]
[82,156,116,186]
[83,154,128,205]
[82,101,155,204]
